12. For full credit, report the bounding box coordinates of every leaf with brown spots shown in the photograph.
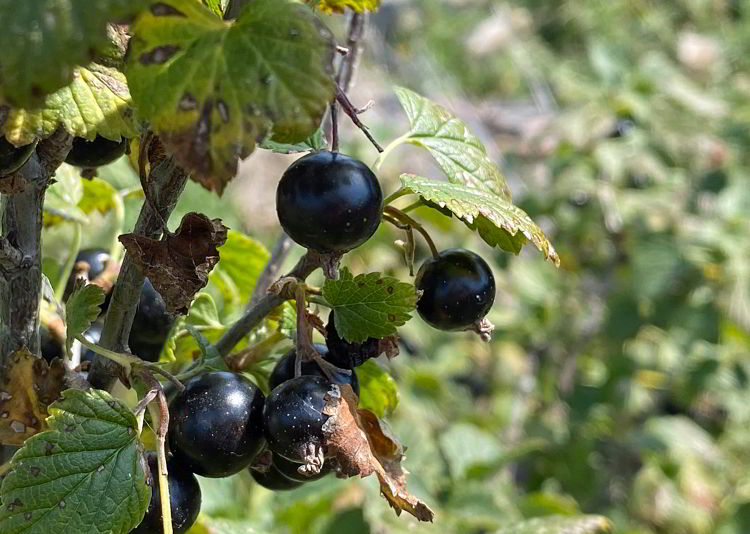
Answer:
[322,268,418,343]
[322,384,434,522]
[120,212,228,314]
[126,0,335,194]
[0,349,65,446]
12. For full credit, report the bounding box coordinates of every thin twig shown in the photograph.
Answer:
[331,100,339,152]
[384,206,439,258]
[336,86,383,153]
[250,233,293,305]
[147,392,173,534]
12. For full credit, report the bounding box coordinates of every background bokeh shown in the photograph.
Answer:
[43,1,750,533]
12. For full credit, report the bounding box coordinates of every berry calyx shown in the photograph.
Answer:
[415,249,496,331]
[276,151,383,253]
[269,343,360,396]
[168,371,266,478]
[131,453,201,534]
[65,135,128,168]
[249,463,304,491]
[263,376,333,465]
[271,452,332,483]
[0,137,35,177]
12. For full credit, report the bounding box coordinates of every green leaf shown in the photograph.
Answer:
[279,301,297,340]
[306,0,380,13]
[393,86,512,200]
[0,0,147,107]
[185,293,223,329]
[64,284,106,357]
[0,389,150,534]
[213,231,270,306]
[322,268,417,343]
[200,0,227,17]
[43,164,86,227]
[260,128,327,154]
[356,360,399,417]
[438,423,503,480]
[126,0,335,193]
[496,515,613,534]
[79,178,119,217]
[401,174,560,266]
[183,324,225,368]
[2,63,139,146]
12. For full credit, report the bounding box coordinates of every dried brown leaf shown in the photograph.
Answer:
[120,212,228,314]
[322,385,434,522]
[0,348,65,445]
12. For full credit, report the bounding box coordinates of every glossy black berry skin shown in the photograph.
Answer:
[80,322,103,364]
[131,453,201,534]
[129,278,175,355]
[75,248,110,280]
[325,310,380,368]
[168,372,266,478]
[269,343,359,396]
[0,137,35,176]
[40,325,64,362]
[263,376,332,463]
[64,135,128,168]
[276,151,383,253]
[249,464,304,491]
[271,452,332,483]
[415,249,496,331]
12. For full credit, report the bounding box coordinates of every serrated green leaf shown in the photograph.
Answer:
[306,0,380,13]
[185,293,223,329]
[260,128,327,154]
[496,516,613,534]
[401,174,560,266]
[79,178,119,217]
[126,0,335,193]
[394,86,512,200]
[356,360,399,417]
[200,0,227,17]
[213,231,270,306]
[43,164,86,227]
[0,0,147,107]
[64,284,106,357]
[0,389,150,534]
[279,301,297,340]
[2,63,139,146]
[322,268,417,343]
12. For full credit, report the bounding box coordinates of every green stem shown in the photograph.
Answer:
[383,206,440,258]
[401,200,424,213]
[55,222,82,301]
[147,401,173,534]
[383,188,411,206]
[307,295,330,308]
[372,133,410,172]
[76,335,134,369]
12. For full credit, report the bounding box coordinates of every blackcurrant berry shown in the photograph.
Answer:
[129,278,175,358]
[325,310,381,368]
[65,135,128,168]
[276,151,383,253]
[263,376,332,463]
[415,249,495,331]
[168,371,265,478]
[40,324,64,362]
[249,463,304,491]
[74,248,110,280]
[80,322,103,364]
[268,343,359,396]
[131,453,201,534]
[271,452,332,483]
[0,137,35,176]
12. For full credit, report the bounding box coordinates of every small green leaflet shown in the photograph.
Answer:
[2,64,139,146]
[322,268,417,343]
[43,164,86,227]
[0,389,150,534]
[65,284,106,357]
[356,360,399,417]
[279,301,297,340]
[126,0,335,194]
[200,0,228,17]
[496,515,613,534]
[401,174,560,266]
[213,230,270,307]
[0,0,147,107]
[183,324,227,370]
[393,86,512,200]
[260,128,327,154]
[79,178,120,218]
[306,0,380,14]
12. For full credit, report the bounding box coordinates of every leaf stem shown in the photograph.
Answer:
[383,188,411,206]
[372,133,410,172]
[55,222,82,301]
[384,206,440,258]
[401,200,424,213]
[147,394,173,534]
[307,295,330,308]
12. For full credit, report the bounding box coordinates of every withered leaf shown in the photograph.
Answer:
[322,385,434,522]
[120,212,228,314]
[0,348,65,446]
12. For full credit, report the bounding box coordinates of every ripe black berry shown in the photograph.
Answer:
[269,343,359,396]
[168,371,265,478]
[65,135,128,168]
[249,463,303,491]
[325,310,381,368]
[131,453,201,534]
[263,376,332,463]
[129,278,175,360]
[276,151,383,253]
[415,249,496,331]
[40,324,64,362]
[74,248,110,280]
[0,137,35,176]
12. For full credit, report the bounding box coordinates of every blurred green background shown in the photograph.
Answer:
[43,1,750,533]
